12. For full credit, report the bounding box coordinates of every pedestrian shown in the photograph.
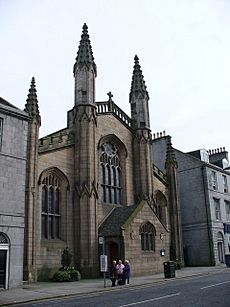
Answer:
[116,259,125,285]
[123,260,131,285]
[110,260,117,287]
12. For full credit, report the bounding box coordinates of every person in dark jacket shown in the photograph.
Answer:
[123,260,131,285]
[110,260,117,287]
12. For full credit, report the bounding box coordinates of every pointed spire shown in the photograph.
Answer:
[165,137,177,169]
[73,23,97,76]
[24,77,41,124]
[129,55,149,102]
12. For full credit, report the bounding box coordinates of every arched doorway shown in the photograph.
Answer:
[0,233,10,289]
[108,242,118,267]
[217,232,224,264]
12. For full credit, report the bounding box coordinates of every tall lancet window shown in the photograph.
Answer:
[41,175,61,239]
[100,142,121,204]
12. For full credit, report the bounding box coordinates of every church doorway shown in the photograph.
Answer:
[108,242,118,266]
[0,233,10,289]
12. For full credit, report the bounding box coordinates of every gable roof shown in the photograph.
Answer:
[99,202,145,237]
[0,97,29,119]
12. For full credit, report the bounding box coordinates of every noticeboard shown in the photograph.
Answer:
[100,254,108,272]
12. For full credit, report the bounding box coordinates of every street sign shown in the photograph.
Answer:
[99,236,104,244]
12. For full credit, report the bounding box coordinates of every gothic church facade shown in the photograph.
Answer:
[23,24,183,281]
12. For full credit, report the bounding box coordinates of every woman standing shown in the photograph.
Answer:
[116,260,125,285]
[123,260,131,285]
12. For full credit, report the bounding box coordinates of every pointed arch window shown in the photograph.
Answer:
[100,142,121,204]
[155,191,168,227]
[41,175,61,240]
[139,222,156,251]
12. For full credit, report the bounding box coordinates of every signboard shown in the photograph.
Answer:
[99,236,104,245]
[100,255,108,272]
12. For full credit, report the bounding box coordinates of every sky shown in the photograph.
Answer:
[1,0,230,153]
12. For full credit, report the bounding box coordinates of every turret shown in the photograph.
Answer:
[129,55,150,130]
[130,56,153,202]
[73,24,98,277]
[73,23,97,106]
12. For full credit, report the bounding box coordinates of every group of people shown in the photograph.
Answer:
[110,259,131,287]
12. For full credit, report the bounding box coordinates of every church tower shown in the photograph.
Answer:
[165,137,183,266]
[73,24,98,277]
[130,56,154,202]
[24,77,41,281]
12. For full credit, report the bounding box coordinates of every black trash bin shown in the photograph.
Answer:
[164,261,175,278]
[225,255,230,267]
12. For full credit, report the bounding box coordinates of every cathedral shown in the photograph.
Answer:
[23,24,183,281]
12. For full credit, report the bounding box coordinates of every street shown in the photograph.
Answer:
[16,271,230,307]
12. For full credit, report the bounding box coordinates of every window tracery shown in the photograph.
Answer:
[41,174,61,239]
[100,142,121,204]
[0,233,9,244]
[139,222,156,251]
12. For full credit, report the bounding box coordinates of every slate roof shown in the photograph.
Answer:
[99,203,141,237]
[0,97,29,119]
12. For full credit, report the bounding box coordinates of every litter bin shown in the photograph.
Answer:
[225,255,230,267]
[164,261,175,278]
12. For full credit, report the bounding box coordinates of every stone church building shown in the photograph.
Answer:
[22,24,183,281]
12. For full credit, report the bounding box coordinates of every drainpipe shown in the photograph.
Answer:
[201,166,215,265]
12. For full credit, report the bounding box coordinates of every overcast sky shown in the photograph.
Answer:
[1,0,230,153]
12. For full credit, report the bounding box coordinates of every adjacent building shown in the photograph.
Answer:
[0,97,29,289]
[153,134,230,266]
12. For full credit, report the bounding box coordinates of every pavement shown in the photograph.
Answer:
[0,265,228,306]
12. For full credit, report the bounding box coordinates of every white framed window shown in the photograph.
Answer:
[225,201,230,222]
[214,198,221,221]
[223,175,228,194]
[0,118,3,150]
[211,171,218,190]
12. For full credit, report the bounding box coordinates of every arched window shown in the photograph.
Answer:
[41,175,61,240]
[0,233,9,244]
[139,222,156,251]
[100,142,121,204]
[155,191,167,227]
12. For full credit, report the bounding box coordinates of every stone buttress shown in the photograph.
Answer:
[165,137,183,265]
[24,77,41,281]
